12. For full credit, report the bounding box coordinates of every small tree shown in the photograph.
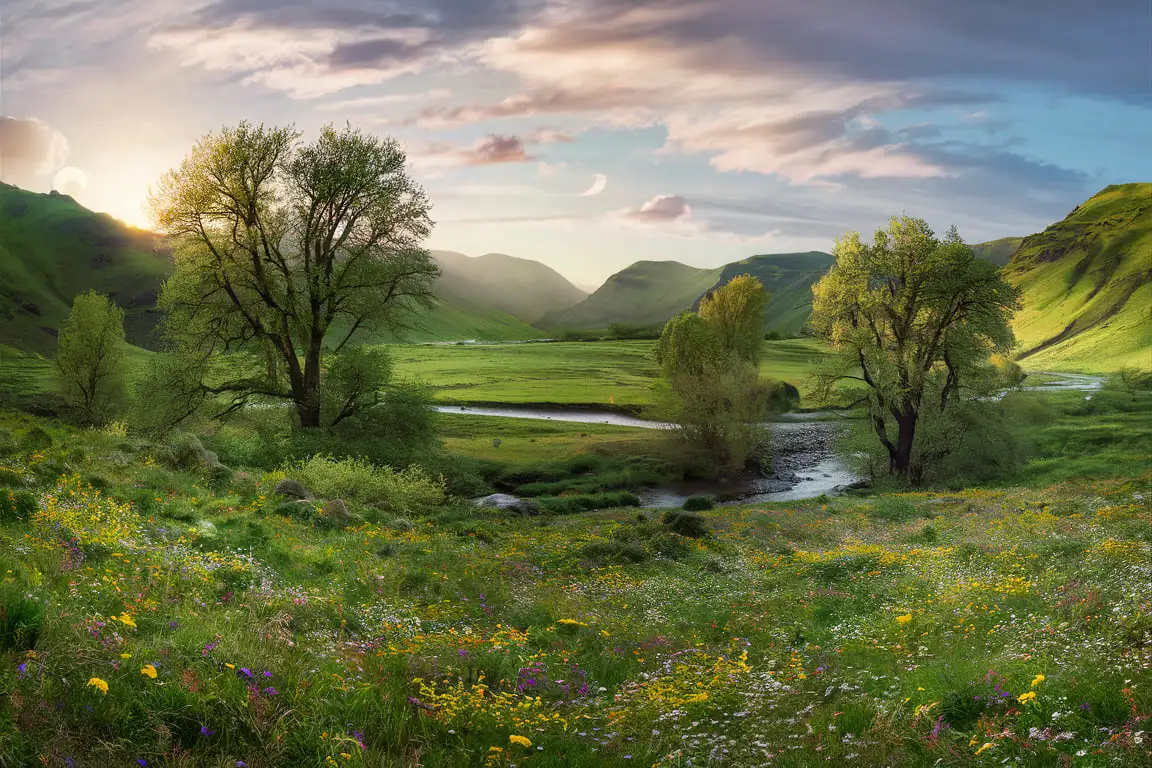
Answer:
[55,291,126,425]
[811,216,1021,480]
[149,121,439,428]
[657,275,771,475]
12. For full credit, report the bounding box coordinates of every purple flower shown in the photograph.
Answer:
[137,761,148,767]
[238,667,253,679]
[262,686,277,696]
[16,662,27,677]
[236,763,247,768]
[1080,702,1092,711]
[263,670,273,677]
[200,725,215,736]
[65,759,75,768]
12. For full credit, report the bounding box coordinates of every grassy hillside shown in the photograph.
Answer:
[970,236,1024,266]
[700,252,834,336]
[540,254,832,336]
[1006,183,1151,372]
[432,250,587,324]
[376,290,546,343]
[0,183,171,354]
[539,261,726,330]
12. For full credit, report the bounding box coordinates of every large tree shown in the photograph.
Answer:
[150,122,439,428]
[55,290,126,425]
[810,216,1021,478]
[656,275,771,474]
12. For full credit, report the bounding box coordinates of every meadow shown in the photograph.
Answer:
[387,339,830,410]
[0,382,1148,766]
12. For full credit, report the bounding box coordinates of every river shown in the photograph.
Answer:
[439,372,1103,508]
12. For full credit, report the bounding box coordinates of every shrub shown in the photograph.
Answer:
[0,489,37,522]
[290,455,445,514]
[538,491,640,515]
[0,586,44,651]
[662,509,710,538]
[0,429,15,456]
[0,467,27,488]
[682,494,716,511]
[19,426,53,452]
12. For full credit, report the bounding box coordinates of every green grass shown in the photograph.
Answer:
[1007,183,1152,372]
[440,413,655,465]
[0,405,1147,766]
[389,338,832,409]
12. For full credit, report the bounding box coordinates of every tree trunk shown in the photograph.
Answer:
[890,409,917,475]
[295,339,324,428]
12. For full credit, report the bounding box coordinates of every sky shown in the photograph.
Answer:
[1,0,1149,287]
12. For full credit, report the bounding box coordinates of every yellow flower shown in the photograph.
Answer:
[556,618,588,627]
[1017,691,1037,704]
[488,747,503,753]
[225,663,235,669]
[140,664,158,679]
[975,742,995,755]
[87,677,109,694]
[509,735,532,747]
[895,614,913,625]
[119,653,132,659]
[117,612,137,629]
[340,754,352,761]
[1030,674,1045,688]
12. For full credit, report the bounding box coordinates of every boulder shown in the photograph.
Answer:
[322,499,352,524]
[473,493,541,517]
[273,478,312,500]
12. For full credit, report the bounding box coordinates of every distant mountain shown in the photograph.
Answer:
[696,252,835,336]
[540,252,833,336]
[431,250,587,324]
[539,260,724,331]
[1005,183,1151,372]
[0,183,171,354]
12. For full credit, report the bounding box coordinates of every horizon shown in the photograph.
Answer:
[2,0,1149,284]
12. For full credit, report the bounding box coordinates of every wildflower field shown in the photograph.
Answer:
[0,406,1149,767]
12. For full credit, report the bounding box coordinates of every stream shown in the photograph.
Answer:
[439,373,1103,508]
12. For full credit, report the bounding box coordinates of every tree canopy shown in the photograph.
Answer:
[149,122,439,428]
[811,216,1021,479]
[55,290,126,425]
[656,275,771,474]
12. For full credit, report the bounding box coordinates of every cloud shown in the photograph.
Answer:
[413,134,535,168]
[317,89,452,111]
[0,116,69,189]
[524,127,575,144]
[621,194,692,224]
[537,161,567,177]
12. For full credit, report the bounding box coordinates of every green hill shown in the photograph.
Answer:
[431,250,586,324]
[539,260,725,331]
[0,183,171,354]
[1006,183,1151,372]
[698,252,834,336]
[970,237,1025,266]
[540,252,832,335]
[378,288,545,343]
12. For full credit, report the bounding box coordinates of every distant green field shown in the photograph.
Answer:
[439,413,655,465]
[389,338,831,409]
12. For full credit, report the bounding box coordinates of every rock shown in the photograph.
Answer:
[322,499,352,524]
[474,493,541,517]
[273,478,312,500]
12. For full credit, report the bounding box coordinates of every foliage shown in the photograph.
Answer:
[656,276,774,475]
[662,509,710,537]
[31,474,142,550]
[150,121,439,428]
[1110,365,1152,400]
[0,585,44,652]
[288,454,445,514]
[811,216,1022,479]
[681,494,716,512]
[55,290,126,425]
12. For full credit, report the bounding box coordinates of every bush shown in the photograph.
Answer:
[682,494,716,511]
[0,586,44,651]
[19,426,53,452]
[0,489,37,522]
[662,509,710,538]
[290,455,445,514]
[0,429,15,456]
